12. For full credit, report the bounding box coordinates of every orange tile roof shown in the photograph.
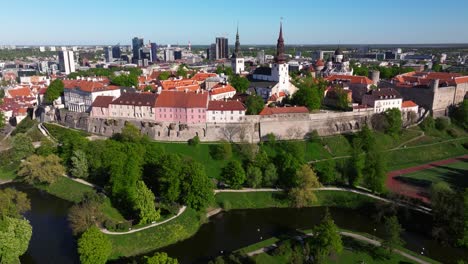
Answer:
[210,84,236,95]
[259,106,309,115]
[160,79,200,91]
[191,72,217,82]
[155,91,208,108]
[325,75,373,85]
[63,80,119,93]
[207,100,246,111]
[7,87,32,97]
[393,72,468,87]
[402,100,418,108]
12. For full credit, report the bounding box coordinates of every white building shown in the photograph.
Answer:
[209,83,236,101]
[58,50,76,75]
[63,79,121,112]
[362,88,402,113]
[231,27,245,74]
[207,100,246,123]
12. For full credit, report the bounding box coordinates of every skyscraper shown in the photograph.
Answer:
[104,46,112,62]
[58,50,75,75]
[208,44,216,60]
[150,43,158,62]
[112,45,121,59]
[215,37,228,59]
[132,37,144,61]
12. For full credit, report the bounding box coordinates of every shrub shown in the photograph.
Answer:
[435,117,449,131]
[209,141,232,160]
[419,116,435,131]
[116,221,132,231]
[447,128,461,138]
[104,219,116,231]
[188,135,200,146]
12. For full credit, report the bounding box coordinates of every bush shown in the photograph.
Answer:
[209,141,232,160]
[104,219,116,231]
[435,117,450,131]
[188,135,200,146]
[116,221,132,231]
[447,128,461,138]
[419,116,435,131]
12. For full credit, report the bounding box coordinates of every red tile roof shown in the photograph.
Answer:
[155,91,208,108]
[111,93,158,107]
[191,72,217,82]
[7,87,32,98]
[63,80,119,93]
[210,84,236,95]
[325,75,373,85]
[92,96,115,108]
[393,72,468,87]
[160,79,199,90]
[259,106,309,115]
[207,100,246,111]
[402,100,418,108]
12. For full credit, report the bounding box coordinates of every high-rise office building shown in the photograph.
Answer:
[164,49,175,62]
[58,50,75,75]
[140,47,152,61]
[104,46,113,62]
[150,43,158,62]
[132,37,144,61]
[208,43,216,60]
[112,45,121,59]
[215,37,229,59]
[174,50,182,60]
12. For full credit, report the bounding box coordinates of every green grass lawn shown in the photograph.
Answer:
[0,164,17,181]
[107,208,202,259]
[101,197,126,222]
[398,160,468,189]
[215,190,375,210]
[43,123,90,140]
[36,176,94,203]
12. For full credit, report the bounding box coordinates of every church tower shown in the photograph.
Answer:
[231,26,244,74]
[271,22,290,93]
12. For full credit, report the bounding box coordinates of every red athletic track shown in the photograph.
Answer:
[386,155,468,204]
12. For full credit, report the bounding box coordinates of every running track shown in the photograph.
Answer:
[386,155,468,204]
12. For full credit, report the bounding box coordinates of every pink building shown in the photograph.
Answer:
[91,96,114,118]
[155,91,208,124]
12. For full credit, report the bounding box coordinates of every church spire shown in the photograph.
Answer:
[232,24,242,58]
[275,22,285,64]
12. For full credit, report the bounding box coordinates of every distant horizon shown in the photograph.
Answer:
[4,0,468,45]
[5,43,468,47]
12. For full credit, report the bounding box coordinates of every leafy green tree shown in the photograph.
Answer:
[158,72,171,80]
[111,74,138,87]
[435,117,450,131]
[451,99,468,130]
[314,159,336,185]
[145,252,179,264]
[263,163,278,187]
[384,108,402,137]
[0,216,33,264]
[180,160,214,211]
[44,79,64,103]
[35,139,56,157]
[419,116,435,132]
[310,208,343,263]
[153,153,182,203]
[0,188,31,219]
[458,188,468,247]
[188,135,200,146]
[349,138,364,186]
[0,110,4,129]
[70,149,89,178]
[68,197,104,235]
[18,154,65,185]
[134,181,160,225]
[382,215,404,253]
[221,160,246,189]
[363,146,386,193]
[209,141,232,160]
[289,165,321,208]
[77,226,112,264]
[11,133,34,161]
[246,165,263,188]
[229,75,250,93]
[176,65,187,78]
[291,76,325,110]
[245,94,264,115]
[113,122,143,142]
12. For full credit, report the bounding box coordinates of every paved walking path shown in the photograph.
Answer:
[0,179,13,185]
[386,154,468,204]
[247,231,431,264]
[100,206,187,235]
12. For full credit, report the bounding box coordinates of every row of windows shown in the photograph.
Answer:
[212,116,242,121]
[159,108,205,113]
[159,114,203,119]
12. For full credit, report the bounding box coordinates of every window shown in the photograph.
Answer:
[212,117,215,120]
[231,116,233,120]
[231,111,233,114]
[198,115,201,119]
[221,111,224,114]
[239,111,242,114]
[191,109,193,113]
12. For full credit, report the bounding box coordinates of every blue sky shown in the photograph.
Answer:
[3,0,468,45]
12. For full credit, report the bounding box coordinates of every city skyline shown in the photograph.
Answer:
[3,0,468,45]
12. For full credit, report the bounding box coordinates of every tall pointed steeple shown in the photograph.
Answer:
[275,22,286,64]
[232,25,242,58]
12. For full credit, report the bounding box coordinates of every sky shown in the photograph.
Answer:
[3,0,468,45]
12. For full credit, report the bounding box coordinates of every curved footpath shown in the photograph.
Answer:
[246,231,432,264]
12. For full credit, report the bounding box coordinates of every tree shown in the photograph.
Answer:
[384,108,402,137]
[0,188,31,219]
[133,181,160,225]
[245,94,264,115]
[435,117,450,131]
[221,160,246,189]
[382,215,404,253]
[145,252,179,264]
[0,110,4,129]
[35,139,56,157]
[180,160,214,211]
[11,133,34,161]
[68,197,104,235]
[77,226,112,264]
[458,188,468,247]
[113,122,143,142]
[44,79,64,103]
[176,65,187,78]
[0,216,33,264]
[209,141,232,160]
[18,154,65,185]
[289,165,321,208]
[334,86,350,110]
[152,153,182,203]
[314,159,336,185]
[310,208,343,263]
[246,165,263,188]
[229,75,250,93]
[158,71,171,81]
[70,149,89,179]
[188,135,200,146]
[263,163,278,187]
[451,99,468,130]
[363,147,386,193]
[419,116,435,132]
[349,138,364,186]
[111,73,138,87]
